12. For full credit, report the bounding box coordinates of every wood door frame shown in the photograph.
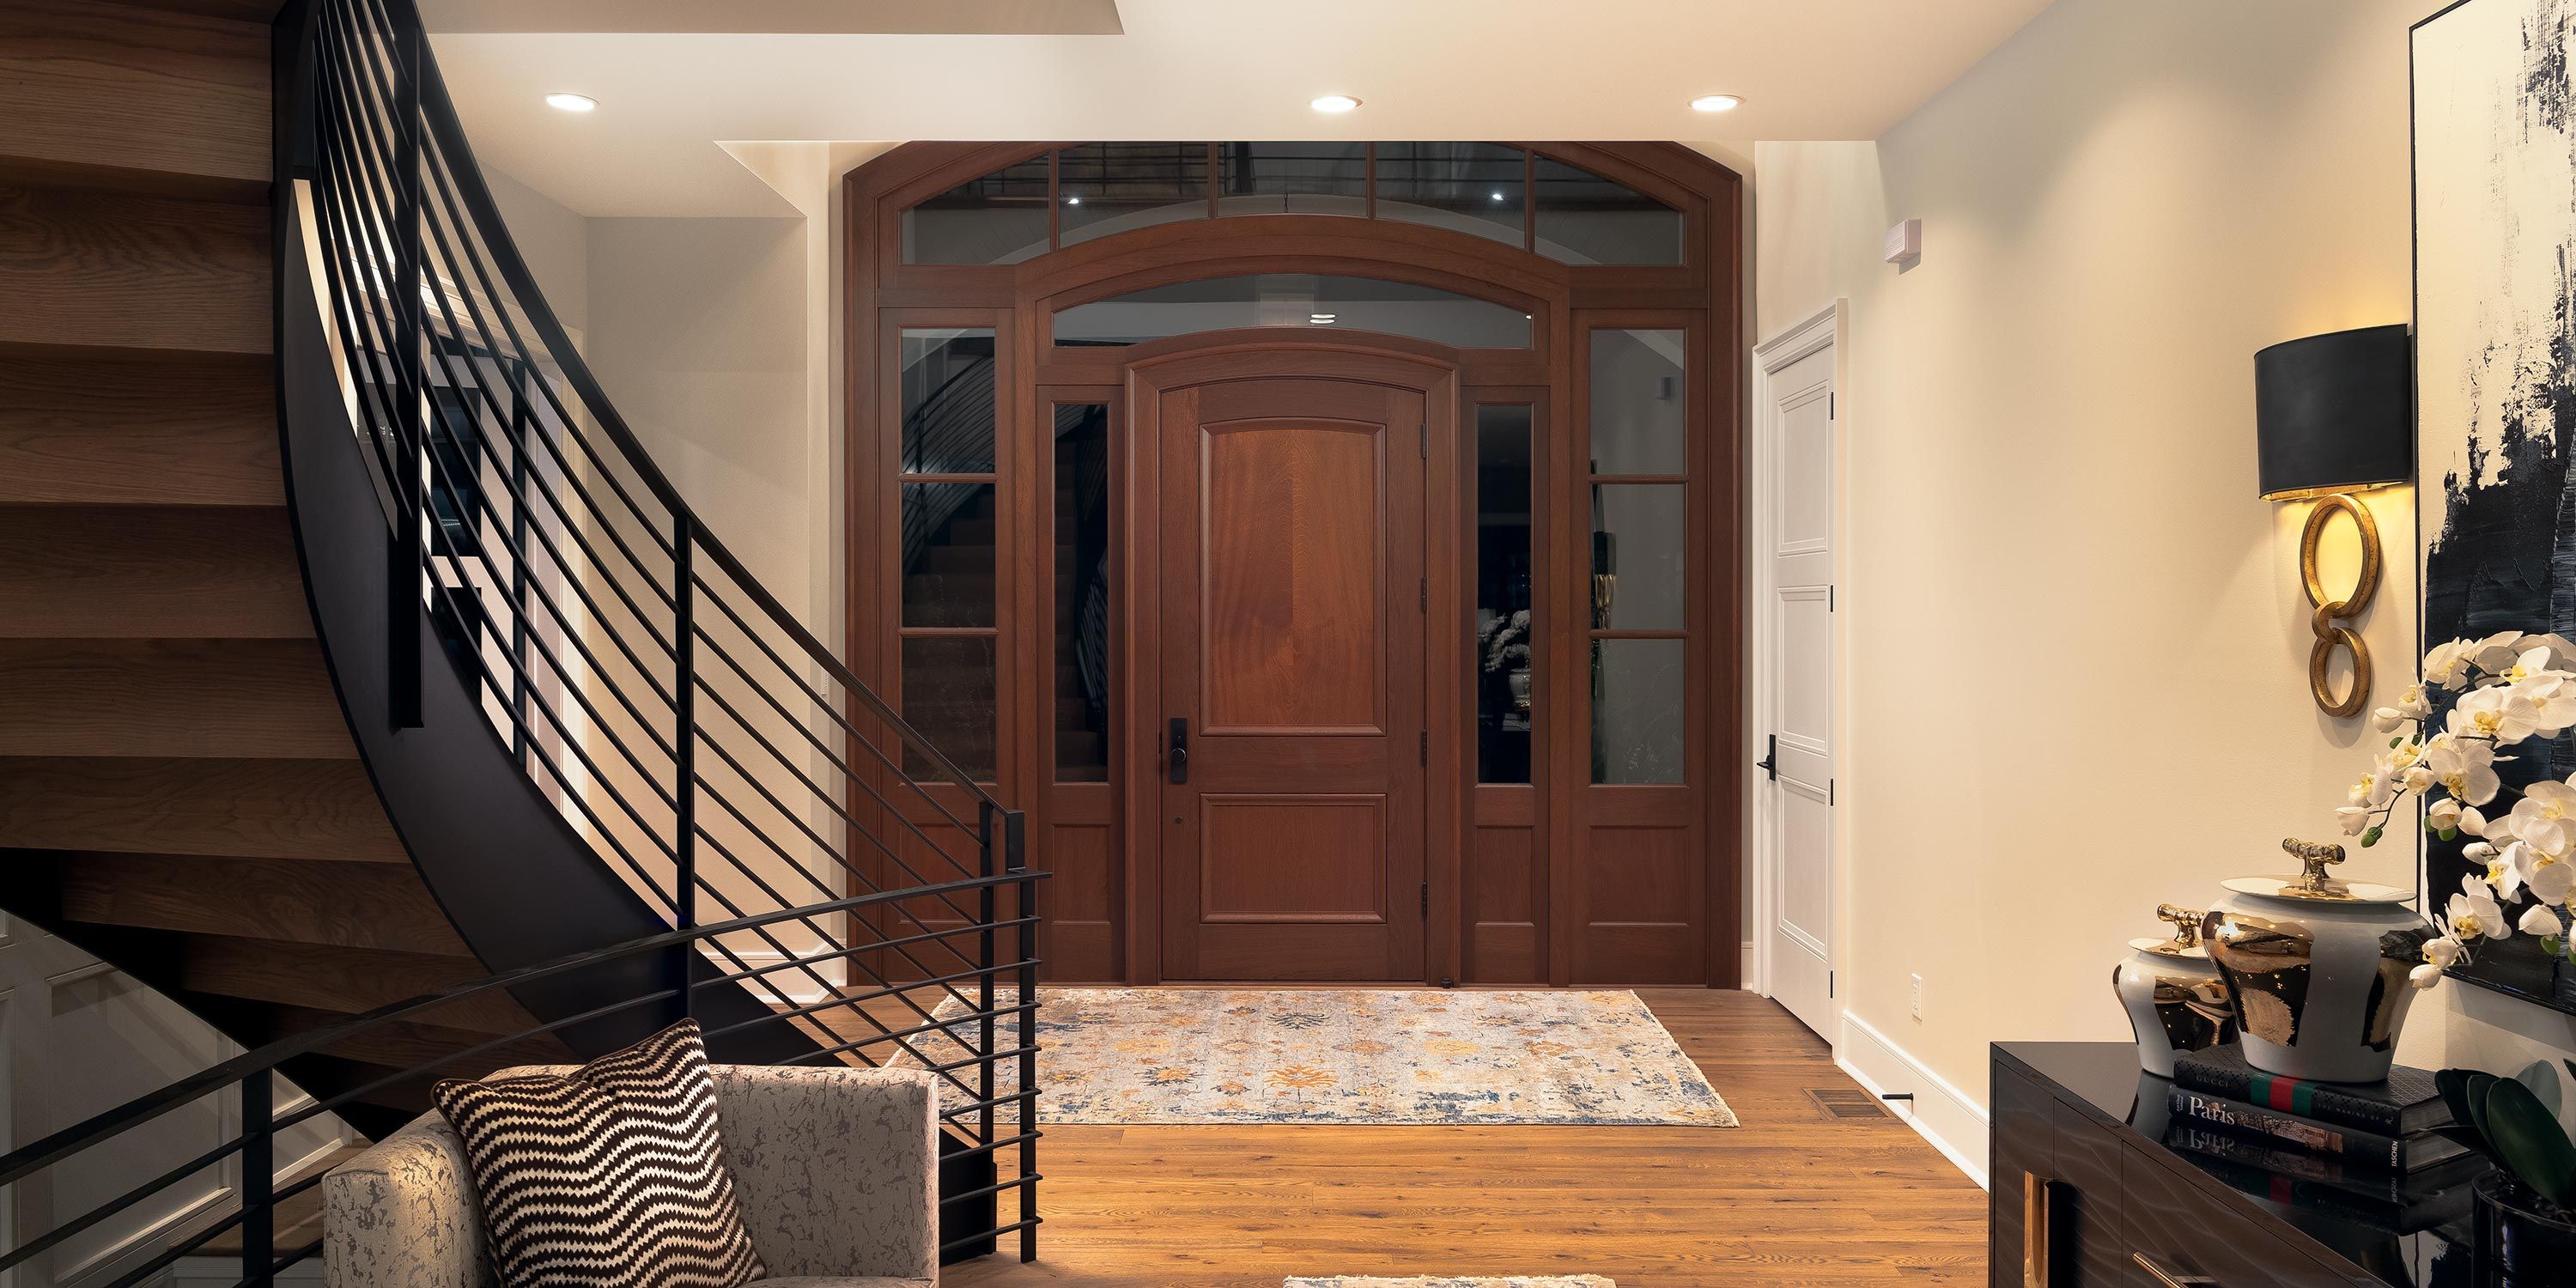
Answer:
[1119,334,1462,985]
[842,141,1746,988]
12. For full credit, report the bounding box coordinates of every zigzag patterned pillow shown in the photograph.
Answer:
[433,1019,768,1288]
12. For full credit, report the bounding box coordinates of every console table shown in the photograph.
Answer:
[1991,1042,2482,1287]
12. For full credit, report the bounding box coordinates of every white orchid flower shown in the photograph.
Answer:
[2448,684,2542,744]
[2520,902,2567,938]
[2472,631,2530,672]
[2424,639,2475,690]
[2409,963,2446,987]
[2336,805,2374,836]
[2426,735,2505,806]
[2448,875,2511,942]
[2524,849,2576,906]
[2490,841,2529,902]
[2428,796,2464,833]
[2425,933,2466,968]
[2348,768,2394,808]
[2508,781,2576,857]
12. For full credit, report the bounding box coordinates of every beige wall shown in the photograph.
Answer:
[1755,0,2576,1180]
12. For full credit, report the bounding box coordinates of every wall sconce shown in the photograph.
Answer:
[2255,324,2414,718]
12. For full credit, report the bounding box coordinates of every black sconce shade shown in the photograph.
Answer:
[2254,324,2414,501]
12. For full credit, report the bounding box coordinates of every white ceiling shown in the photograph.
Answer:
[424,0,2058,218]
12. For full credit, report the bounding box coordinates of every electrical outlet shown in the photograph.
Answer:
[1910,973,1924,1020]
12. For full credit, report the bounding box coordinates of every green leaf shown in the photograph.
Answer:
[2518,1059,2566,1118]
[2393,736,2406,748]
[2483,1077,2576,1206]
[2439,828,2461,841]
[2440,1069,2499,1158]
[2362,825,2384,848]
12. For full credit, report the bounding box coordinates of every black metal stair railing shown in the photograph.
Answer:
[0,0,1042,1281]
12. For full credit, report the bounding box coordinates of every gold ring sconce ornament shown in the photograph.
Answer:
[2298,495,2379,720]
[2252,323,2413,721]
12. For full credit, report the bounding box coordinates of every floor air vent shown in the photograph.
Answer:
[1807,1088,1892,1120]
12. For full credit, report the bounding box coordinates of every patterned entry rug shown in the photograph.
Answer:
[920,987,1735,1127]
[1287,1279,1614,1287]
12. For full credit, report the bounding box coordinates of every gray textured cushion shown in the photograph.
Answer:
[326,1065,939,1288]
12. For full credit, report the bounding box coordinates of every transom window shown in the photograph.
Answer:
[901,143,1684,268]
[1052,273,1533,349]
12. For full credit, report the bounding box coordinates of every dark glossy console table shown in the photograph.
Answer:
[1992,1042,2482,1288]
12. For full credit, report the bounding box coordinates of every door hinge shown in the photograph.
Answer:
[1829,585,1836,612]
[1420,577,1428,611]
[1419,730,1429,765]
[1420,883,1430,915]
[1829,970,1835,999]
[1419,423,1428,458]
[1829,779,1837,806]
[1828,392,1836,420]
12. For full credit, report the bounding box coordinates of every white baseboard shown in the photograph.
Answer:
[1740,940,1756,990]
[1837,1011,1990,1189]
[721,949,849,1005]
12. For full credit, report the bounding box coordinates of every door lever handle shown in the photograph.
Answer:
[1758,732,1778,782]
[1168,717,1190,785]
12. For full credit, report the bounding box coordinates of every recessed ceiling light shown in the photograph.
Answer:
[1489,191,1506,203]
[1065,195,1083,205]
[1309,313,1338,324]
[1689,94,1743,113]
[1310,94,1361,114]
[545,93,598,113]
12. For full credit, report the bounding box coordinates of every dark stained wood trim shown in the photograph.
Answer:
[840,141,1746,989]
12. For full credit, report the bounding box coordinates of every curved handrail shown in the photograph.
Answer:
[403,26,999,808]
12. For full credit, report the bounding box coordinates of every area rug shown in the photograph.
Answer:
[914,987,1735,1127]
[1287,1279,1614,1287]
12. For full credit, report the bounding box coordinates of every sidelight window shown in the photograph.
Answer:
[1053,403,1113,783]
[1475,405,1535,785]
[1588,328,1689,785]
[897,328,1001,781]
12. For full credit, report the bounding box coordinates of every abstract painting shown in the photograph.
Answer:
[2416,0,2576,1012]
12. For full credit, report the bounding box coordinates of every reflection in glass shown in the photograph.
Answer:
[900,329,998,473]
[901,483,994,628]
[1588,484,1685,632]
[1592,638,1685,785]
[1476,406,1534,785]
[1054,404,1112,782]
[1054,275,1530,349]
[900,155,1051,264]
[902,634,996,781]
[1589,329,1686,476]
[1215,142,1368,216]
[1377,143,1525,246]
[1060,143,1209,246]
[1534,157,1684,265]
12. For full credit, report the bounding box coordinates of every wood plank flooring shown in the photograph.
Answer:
[943,988,1986,1287]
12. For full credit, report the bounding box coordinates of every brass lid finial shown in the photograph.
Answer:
[2142,902,2207,956]
[2278,837,2354,900]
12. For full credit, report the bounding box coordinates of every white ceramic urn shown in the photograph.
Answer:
[2200,840,2433,1085]
[2113,903,2235,1078]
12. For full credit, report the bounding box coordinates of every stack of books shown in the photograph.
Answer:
[2163,1045,2482,1233]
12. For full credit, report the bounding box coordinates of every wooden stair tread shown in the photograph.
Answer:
[0,637,355,759]
[0,1,270,201]
[0,344,277,505]
[0,504,312,638]
[0,756,404,862]
[258,1004,577,1077]
[0,181,270,355]
[49,851,471,956]
[178,935,539,1036]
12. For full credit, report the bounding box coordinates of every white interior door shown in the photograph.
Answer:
[1755,313,1837,1040]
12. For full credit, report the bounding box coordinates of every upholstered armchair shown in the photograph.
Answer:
[323,1065,940,1288]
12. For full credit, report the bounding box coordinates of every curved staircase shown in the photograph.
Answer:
[0,0,550,1137]
[0,1,1042,1280]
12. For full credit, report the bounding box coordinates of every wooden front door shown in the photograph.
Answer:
[1150,354,1439,981]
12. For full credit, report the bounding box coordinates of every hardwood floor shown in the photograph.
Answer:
[944,988,1986,1287]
